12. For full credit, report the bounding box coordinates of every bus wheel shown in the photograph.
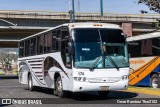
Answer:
[98,91,109,98]
[54,76,67,98]
[151,74,158,88]
[28,74,35,91]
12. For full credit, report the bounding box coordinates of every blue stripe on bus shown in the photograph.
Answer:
[135,64,160,87]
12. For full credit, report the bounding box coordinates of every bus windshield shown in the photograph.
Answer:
[73,28,129,69]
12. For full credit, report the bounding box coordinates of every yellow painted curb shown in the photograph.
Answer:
[13,72,17,75]
[122,87,160,96]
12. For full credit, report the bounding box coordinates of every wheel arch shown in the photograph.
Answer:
[54,72,61,81]
[150,72,158,78]
[150,72,158,88]
[28,72,31,81]
[54,71,68,90]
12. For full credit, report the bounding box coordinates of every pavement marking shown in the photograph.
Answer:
[0,94,4,98]
[0,86,23,88]
[122,87,160,96]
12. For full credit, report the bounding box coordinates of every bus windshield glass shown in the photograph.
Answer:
[73,28,129,69]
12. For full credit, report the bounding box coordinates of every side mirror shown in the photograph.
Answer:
[129,54,131,59]
[66,54,71,63]
[65,36,69,39]
[124,34,127,38]
[68,42,74,55]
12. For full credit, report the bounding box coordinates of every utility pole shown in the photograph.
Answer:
[69,0,75,23]
[78,0,80,14]
[100,0,103,16]
[72,0,75,22]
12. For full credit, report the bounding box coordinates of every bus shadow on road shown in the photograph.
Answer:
[0,75,18,79]
[66,91,138,101]
[31,87,138,101]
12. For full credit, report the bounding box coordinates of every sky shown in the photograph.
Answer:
[0,0,157,14]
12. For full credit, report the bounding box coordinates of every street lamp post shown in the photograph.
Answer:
[100,0,103,16]
[72,0,75,22]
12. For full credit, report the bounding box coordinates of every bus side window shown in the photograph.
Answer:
[52,29,60,51]
[44,32,52,53]
[37,35,44,54]
[57,29,61,51]
[52,30,57,51]
[152,37,160,56]
[141,39,152,56]
[19,42,24,57]
[30,38,36,55]
[37,36,41,54]
[61,27,71,68]
[129,41,141,58]
[25,39,30,56]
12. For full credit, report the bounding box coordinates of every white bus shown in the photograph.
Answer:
[18,23,129,98]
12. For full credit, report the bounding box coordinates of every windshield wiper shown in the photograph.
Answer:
[105,49,119,70]
[106,55,119,70]
[89,56,101,71]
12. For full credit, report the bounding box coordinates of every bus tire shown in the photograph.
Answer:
[28,74,35,91]
[54,76,67,98]
[98,91,109,98]
[150,74,158,88]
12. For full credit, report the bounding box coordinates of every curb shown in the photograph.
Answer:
[123,87,160,96]
[0,75,18,79]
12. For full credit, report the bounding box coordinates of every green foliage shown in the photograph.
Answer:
[138,0,160,13]
[0,52,18,72]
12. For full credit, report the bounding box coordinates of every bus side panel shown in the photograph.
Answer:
[135,74,150,86]
[43,55,73,91]
[135,64,160,86]
[19,62,30,85]
[19,61,44,87]
[129,57,157,86]
[40,66,72,91]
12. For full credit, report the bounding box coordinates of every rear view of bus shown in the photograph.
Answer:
[18,23,129,98]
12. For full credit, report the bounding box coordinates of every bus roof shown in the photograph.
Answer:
[20,22,121,41]
[66,22,120,29]
[126,31,160,42]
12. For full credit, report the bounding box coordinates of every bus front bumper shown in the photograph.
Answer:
[72,80,128,92]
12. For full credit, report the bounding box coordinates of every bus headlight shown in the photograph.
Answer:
[74,77,87,82]
[120,75,128,81]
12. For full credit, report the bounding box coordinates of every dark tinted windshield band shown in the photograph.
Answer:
[73,28,125,43]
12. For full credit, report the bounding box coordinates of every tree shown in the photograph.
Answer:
[138,0,160,28]
[0,52,18,73]
[138,0,160,13]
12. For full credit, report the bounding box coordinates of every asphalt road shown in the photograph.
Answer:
[0,76,160,107]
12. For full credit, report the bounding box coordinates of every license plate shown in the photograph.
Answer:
[99,86,109,91]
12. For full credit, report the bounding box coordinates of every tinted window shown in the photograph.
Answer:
[19,42,24,57]
[44,32,52,53]
[129,38,154,57]
[74,29,125,43]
